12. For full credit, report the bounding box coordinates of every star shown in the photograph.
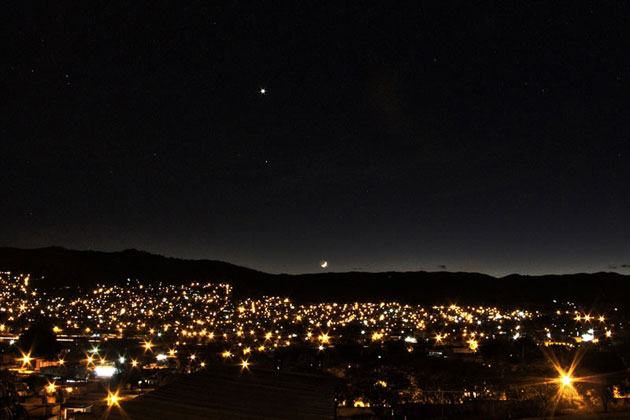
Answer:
[259,88,266,95]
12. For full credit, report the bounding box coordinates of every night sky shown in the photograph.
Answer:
[3,3,630,276]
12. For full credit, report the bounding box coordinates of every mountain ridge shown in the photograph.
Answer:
[0,246,626,306]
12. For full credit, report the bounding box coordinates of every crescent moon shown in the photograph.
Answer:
[320,260,328,268]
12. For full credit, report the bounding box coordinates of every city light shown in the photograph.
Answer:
[0,269,626,414]
[560,374,572,387]
[107,391,120,407]
[20,352,32,366]
[46,382,56,393]
[95,365,117,377]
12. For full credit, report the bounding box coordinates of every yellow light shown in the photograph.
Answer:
[468,339,479,352]
[606,330,612,338]
[107,391,119,407]
[599,315,605,322]
[46,382,56,393]
[257,345,265,352]
[143,341,153,351]
[86,355,94,364]
[58,358,65,365]
[221,351,232,358]
[131,360,138,367]
[265,332,272,340]
[169,349,176,357]
[561,374,572,387]
[353,398,368,407]
[65,387,73,393]
[243,347,251,355]
[20,352,32,366]
[240,359,250,370]
[319,333,330,344]
[200,362,205,367]
[52,326,62,333]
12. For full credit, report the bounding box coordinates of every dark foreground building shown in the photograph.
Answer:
[104,366,337,420]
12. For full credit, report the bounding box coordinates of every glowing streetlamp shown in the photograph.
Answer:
[46,382,56,394]
[560,374,573,387]
[20,352,32,367]
[107,391,119,407]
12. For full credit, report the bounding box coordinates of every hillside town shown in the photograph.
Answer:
[1,271,629,418]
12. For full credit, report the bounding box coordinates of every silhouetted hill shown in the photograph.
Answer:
[0,246,268,292]
[0,247,627,306]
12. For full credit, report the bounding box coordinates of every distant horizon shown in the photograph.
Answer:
[2,244,629,279]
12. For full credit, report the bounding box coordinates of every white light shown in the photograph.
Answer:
[118,357,125,364]
[404,336,417,343]
[94,365,117,377]
[581,333,594,342]
[260,88,266,94]
[156,354,168,361]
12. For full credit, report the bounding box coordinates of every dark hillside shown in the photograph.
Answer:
[0,247,626,306]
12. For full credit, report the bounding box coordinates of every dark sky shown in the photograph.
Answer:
[3,2,630,275]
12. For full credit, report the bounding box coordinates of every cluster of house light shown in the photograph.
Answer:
[0,272,620,355]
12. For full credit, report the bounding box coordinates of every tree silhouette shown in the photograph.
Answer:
[18,322,60,358]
